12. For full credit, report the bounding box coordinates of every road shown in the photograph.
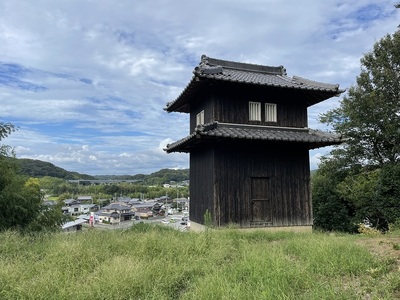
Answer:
[91,214,189,231]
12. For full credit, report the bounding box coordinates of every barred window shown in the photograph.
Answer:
[265,103,277,122]
[196,110,204,126]
[249,102,261,121]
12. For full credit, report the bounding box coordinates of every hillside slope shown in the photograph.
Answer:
[12,158,189,183]
[12,158,95,180]
[95,168,189,184]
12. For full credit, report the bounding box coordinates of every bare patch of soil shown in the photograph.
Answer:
[355,236,400,299]
[356,236,400,262]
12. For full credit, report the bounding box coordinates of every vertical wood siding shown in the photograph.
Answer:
[189,88,215,131]
[189,148,215,225]
[213,84,308,128]
[186,81,313,228]
[210,141,312,227]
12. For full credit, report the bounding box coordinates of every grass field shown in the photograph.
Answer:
[0,224,399,299]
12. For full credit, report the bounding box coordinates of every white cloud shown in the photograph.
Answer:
[309,151,324,170]
[1,0,399,174]
[14,145,31,154]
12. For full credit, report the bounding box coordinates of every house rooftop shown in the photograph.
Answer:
[64,199,76,204]
[165,55,343,113]
[62,219,87,230]
[132,203,156,208]
[165,122,344,153]
[103,203,132,211]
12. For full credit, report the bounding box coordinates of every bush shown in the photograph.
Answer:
[357,223,381,235]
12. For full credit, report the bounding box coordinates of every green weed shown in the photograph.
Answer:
[0,228,398,299]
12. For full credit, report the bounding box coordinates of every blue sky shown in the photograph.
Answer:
[0,0,399,175]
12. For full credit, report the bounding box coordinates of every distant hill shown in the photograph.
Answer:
[12,158,189,183]
[12,158,95,180]
[95,168,189,184]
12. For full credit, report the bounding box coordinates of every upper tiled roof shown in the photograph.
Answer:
[165,55,343,113]
[165,122,344,153]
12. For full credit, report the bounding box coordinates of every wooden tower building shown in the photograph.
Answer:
[165,55,343,231]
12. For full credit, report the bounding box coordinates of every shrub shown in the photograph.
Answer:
[358,223,381,235]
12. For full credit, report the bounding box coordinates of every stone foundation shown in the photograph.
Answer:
[189,221,312,233]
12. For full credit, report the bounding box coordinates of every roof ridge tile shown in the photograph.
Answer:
[198,54,286,76]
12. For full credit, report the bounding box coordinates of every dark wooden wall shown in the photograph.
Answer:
[189,83,309,132]
[190,140,312,227]
[213,84,308,128]
[187,81,313,228]
[189,147,215,225]
[189,88,214,132]
[213,141,312,227]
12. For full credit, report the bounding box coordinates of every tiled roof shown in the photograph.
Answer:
[165,122,344,153]
[102,203,132,211]
[195,56,340,91]
[165,55,343,113]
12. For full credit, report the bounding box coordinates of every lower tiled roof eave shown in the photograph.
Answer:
[165,123,344,153]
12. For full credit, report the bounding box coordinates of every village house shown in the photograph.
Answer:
[62,204,97,216]
[77,195,92,203]
[96,202,135,224]
[175,198,189,212]
[131,203,156,218]
[116,196,132,204]
[63,198,78,206]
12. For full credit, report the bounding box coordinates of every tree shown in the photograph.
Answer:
[0,120,67,232]
[312,154,357,232]
[0,120,16,156]
[0,160,43,231]
[314,31,400,232]
[373,163,400,227]
[320,31,400,168]
[336,169,381,229]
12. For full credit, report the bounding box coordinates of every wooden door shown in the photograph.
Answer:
[251,177,272,225]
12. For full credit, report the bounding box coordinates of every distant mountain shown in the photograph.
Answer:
[12,158,95,180]
[12,158,189,183]
[95,168,189,184]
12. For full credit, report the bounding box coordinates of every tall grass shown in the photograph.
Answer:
[0,225,398,299]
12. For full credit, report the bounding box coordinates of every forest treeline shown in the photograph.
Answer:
[11,157,189,185]
[38,175,189,203]
[11,158,95,179]
[11,158,190,201]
